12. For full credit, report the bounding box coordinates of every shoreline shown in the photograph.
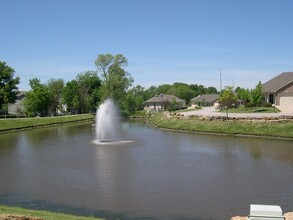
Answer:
[147,113,293,140]
[150,123,293,141]
[0,114,94,134]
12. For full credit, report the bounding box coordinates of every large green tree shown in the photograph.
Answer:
[23,78,51,117]
[76,71,101,113]
[0,61,20,110]
[171,82,194,103]
[47,78,64,115]
[218,86,238,117]
[122,85,146,115]
[62,80,80,114]
[95,54,133,107]
[62,71,101,114]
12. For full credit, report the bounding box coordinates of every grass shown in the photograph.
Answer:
[148,113,293,139]
[0,114,94,132]
[0,205,103,220]
[221,106,280,113]
[174,107,202,113]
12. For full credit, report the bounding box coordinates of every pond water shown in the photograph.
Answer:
[0,121,292,220]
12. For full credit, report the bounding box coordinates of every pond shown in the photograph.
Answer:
[0,121,292,220]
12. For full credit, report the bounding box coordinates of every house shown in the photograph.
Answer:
[8,91,27,114]
[262,72,293,110]
[144,94,186,112]
[190,94,219,107]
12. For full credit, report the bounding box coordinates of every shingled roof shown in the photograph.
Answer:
[190,94,219,103]
[262,72,293,92]
[145,94,185,103]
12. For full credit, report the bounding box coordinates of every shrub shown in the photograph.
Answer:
[245,102,254,108]
[263,102,272,107]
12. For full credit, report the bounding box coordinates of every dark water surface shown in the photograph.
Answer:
[0,121,292,219]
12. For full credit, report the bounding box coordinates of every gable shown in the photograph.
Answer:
[277,81,293,94]
[263,72,293,93]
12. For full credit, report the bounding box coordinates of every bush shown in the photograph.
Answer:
[263,102,272,107]
[245,102,254,108]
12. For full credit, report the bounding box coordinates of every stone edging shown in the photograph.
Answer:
[164,112,293,122]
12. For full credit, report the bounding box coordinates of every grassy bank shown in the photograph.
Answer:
[148,113,293,139]
[0,114,94,133]
[0,205,103,220]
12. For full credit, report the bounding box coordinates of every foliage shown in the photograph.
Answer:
[250,81,263,111]
[23,78,51,117]
[144,83,218,105]
[170,82,194,103]
[218,86,238,117]
[76,71,101,113]
[263,102,272,107]
[62,80,80,114]
[164,97,179,111]
[235,87,250,103]
[62,71,101,114]
[0,61,20,109]
[95,54,133,108]
[47,78,64,115]
[121,85,146,115]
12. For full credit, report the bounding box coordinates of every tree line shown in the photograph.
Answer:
[1,54,266,117]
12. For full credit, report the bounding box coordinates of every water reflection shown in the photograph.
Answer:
[0,122,292,220]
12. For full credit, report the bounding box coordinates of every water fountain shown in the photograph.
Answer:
[93,98,133,145]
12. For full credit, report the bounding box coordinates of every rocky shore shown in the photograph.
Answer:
[165,111,293,122]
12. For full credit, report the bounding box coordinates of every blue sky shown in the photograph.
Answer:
[1,0,293,91]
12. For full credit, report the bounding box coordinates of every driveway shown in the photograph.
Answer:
[182,107,293,118]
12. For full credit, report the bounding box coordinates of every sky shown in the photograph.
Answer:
[1,0,293,91]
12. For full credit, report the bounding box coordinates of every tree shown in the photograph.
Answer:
[95,54,133,108]
[0,61,20,110]
[122,85,146,115]
[189,84,206,97]
[250,81,263,111]
[206,86,218,94]
[47,78,64,115]
[235,87,250,104]
[62,80,80,114]
[156,84,172,95]
[23,78,51,117]
[62,71,101,114]
[171,82,194,103]
[218,86,238,117]
[76,71,101,113]
[144,85,158,99]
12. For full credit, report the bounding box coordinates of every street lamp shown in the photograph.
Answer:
[211,67,222,91]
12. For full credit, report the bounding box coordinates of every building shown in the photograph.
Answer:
[8,91,26,114]
[144,94,186,112]
[263,72,293,111]
[190,94,219,107]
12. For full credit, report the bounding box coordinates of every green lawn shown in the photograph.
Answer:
[0,205,104,220]
[148,113,293,139]
[0,114,94,132]
[222,106,280,113]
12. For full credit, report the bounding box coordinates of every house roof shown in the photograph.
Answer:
[262,72,293,93]
[190,94,219,103]
[145,94,186,104]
